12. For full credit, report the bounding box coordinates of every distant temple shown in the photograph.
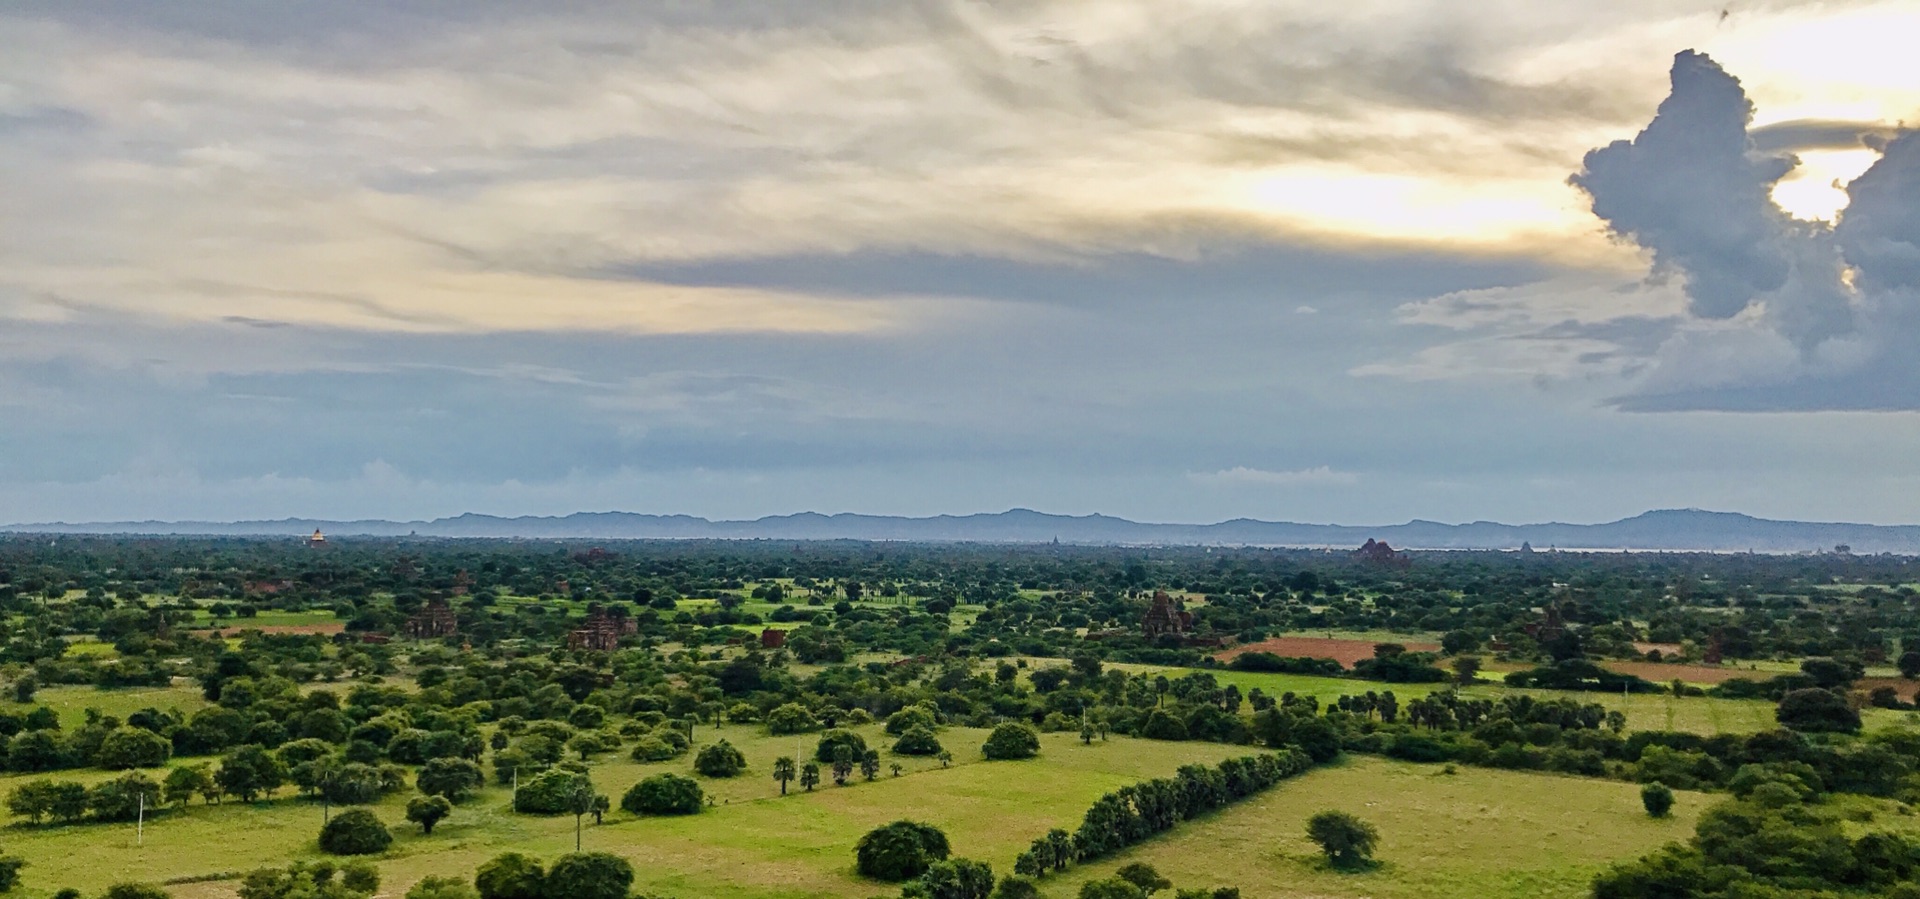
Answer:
[1142,591,1195,638]
[567,605,638,651]
[1353,538,1410,568]
[405,597,459,640]
[307,529,328,549]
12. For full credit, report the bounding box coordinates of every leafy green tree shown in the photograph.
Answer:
[772,756,796,795]
[893,726,943,756]
[217,745,288,802]
[814,729,869,763]
[800,762,821,792]
[1114,863,1171,895]
[992,876,1040,899]
[620,774,703,816]
[417,758,484,803]
[0,854,23,893]
[48,782,88,823]
[542,852,632,899]
[1774,689,1861,734]
[404,876,477,899]
[1899,651,1920,680]
[1641,783,1675,818]
[513,770,593,815]
[982,724,1040,760]
[407,794,453,834]
[341,862,380,894]
[1305,810,1378,869]
[101,885,169,899]
[903,858,995,899]
[860,749,881,781]
[95,727,171,770]
[855,820,951,881]
[1077,880,1146,899]
[886,707,939,736]
[474,853,545,899]
[7,780,58,823]
[318,808,392,856]
[766,703,818,735]
[87,773,161,822]
[694,739,747,778]
[832,744,855,786]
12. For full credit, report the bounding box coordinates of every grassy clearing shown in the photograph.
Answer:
[2,684,209,729]
[0,727,1246,899]
[1041,755,1707,899]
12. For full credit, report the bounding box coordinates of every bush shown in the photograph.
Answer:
[1140,710,1189,741]
[405,876,477,899]
[886,706,939,736]
[475,853,545,899]
[814,729,868,763]
[893,726,944,756]
[318,808,393,855]
[1775,688,1861,734]
[542,852,633,899]
[1304,810,1378,869]
[767,703,819,735]
[621,774,703,816]
[982,723,1040,760]
[416,758,484,802]
[1077,881,1146,899]
[0,855,22,893]
[694,739,747,778]
[341,862,380,894]
[856,820,951,881]
[407,794,454,834]
[513,770,592,815]
[1641,783,1675,818]
[95,727,172,770]
[101,885,169,899]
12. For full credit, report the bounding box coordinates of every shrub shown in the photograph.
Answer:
[814,730,868,763]
[893,726,944,756]
[542,852,633,899]
[621,774,703,816]
[630,737,679,762]
[767,703,818,735]
[95,727,171,770]
[318,808,393,855]
[886,706,939,736]
[1304,810,1378,869]
[102,886,169,899]
[513,770,592,815]
[475,853,545,899]
[1775,688,1862,734]
[982,723,1040,760]
[416,758,484,802]
[340,862,380,894]
[856,820,951,881]
[694,739,747,778]
[1077,881,1146,899]
[405,876,477,899]
[1641,783,1675,818]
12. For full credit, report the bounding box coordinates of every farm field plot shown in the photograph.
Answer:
[1,684,210,729]
[0,729,1248,899]
[1216,636,1441,667]
[1043,755,1708,899]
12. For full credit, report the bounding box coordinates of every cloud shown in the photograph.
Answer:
[1191,466,1358,487]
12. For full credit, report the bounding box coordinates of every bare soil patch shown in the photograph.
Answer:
[1217,636,1439,669]
[201,622,346,637]
[1600,660,1760,685]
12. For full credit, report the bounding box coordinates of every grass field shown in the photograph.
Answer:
[1,684,210,729]
[0,726,1249,899]
[1042,755,1707,899]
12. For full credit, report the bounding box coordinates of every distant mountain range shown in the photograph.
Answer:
[4,508,1918,554]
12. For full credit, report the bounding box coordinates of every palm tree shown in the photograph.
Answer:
[831,744,854,786]
[800,762,821,792]
[773,756,797,795]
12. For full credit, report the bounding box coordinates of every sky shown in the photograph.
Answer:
[2,1,1919,527]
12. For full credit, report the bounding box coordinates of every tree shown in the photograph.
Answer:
[886,706,940,736]
[800,762,821,792]
[1077,880,1146,899]
[1305,810,1378,869]
[1775,688,1861,734]
[102,885,169,899]
[773,756,797,795]
[88,773,161,822]
[417,758,484,802]
[0,854,22,893]
[1115,863,1171,895]
[694,739,747,778]
[982,723,1040,760]
[216,745,288,802]
[542,852,632,899]
[1450,656,1483,685]
[894,726,944,756]
[766,703,819,735]
[832,744,855,786]
[318,808,393,855]
[475,853,545,899]
[407,794,453,834]
[405,876,478,899]
[1899,651,1920,680]
[903,858,995,899]
[815,729,869,763]
[341,862,380,894]
[856,820,951,881]
[621,774,703,816]
[514,770,593,815]
[1641,783,1675,818]
[992,876,1041,899]
[860,749,881,782]
[95,727,171,770]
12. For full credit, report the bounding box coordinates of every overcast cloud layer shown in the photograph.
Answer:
[2,1,1919,526]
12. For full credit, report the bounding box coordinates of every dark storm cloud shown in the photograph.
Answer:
[1750,118,1900,153]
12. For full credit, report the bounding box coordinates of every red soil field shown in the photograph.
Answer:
[1600,660,1756,684]
[1217,636,1439,669]
[205,622,346,637]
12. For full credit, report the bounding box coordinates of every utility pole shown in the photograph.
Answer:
[136,792,144,846]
